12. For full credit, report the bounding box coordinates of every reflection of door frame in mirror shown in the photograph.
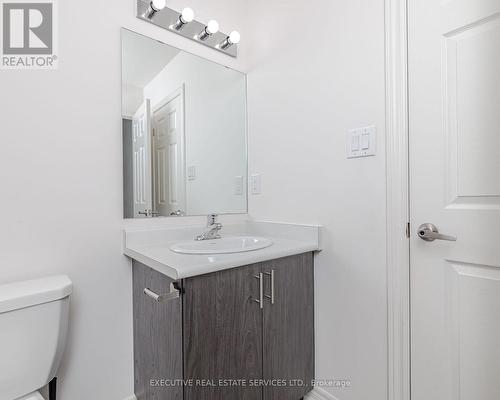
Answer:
[132,99,153,218]
[151,85,187,217]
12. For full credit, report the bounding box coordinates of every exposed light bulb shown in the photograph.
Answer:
[198,20,219,41]
[172,7,195,30]
[229,31,241,44]
[151,0,166,11]
[144,0,166,19]
[219,30,241,49]
[206,20,219,35]
[180,7,194,23]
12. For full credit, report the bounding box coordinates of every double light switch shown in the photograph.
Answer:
[346,125,376,158]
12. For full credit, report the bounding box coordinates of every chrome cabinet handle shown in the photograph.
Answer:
[264,270,275,304]
[144,283,180,303]
[417,223,457,242]
[252,273,264,309]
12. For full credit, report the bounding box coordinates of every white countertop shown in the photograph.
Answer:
[124,221,322,280]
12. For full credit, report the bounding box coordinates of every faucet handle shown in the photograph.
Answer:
[207,213,218,226]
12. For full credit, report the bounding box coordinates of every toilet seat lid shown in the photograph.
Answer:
[0,275,72,314]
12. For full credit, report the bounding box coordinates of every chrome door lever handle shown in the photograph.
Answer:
[170,209,185,216]
[417,223,457,242]
[138,209,160,217]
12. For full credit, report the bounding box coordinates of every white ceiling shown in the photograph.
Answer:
[122,30,180,88]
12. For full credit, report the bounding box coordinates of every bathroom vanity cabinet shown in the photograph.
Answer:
[132,252,314,400]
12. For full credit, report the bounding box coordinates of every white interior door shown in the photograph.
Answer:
[152,88,186,217]
[132,99,153,218]
[409,1,500,399]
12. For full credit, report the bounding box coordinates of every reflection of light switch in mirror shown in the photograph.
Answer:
[346,126,376,158]
[188,166,196,181]
[361,133,370,150]
[234,176,243,195]
[251,174,262,195]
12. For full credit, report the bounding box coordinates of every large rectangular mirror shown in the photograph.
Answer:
[121,29,247,218]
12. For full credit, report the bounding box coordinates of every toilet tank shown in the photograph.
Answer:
[0,275,72,400]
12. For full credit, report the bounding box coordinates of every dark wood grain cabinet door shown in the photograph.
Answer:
[133,261,183,400]
[262,253,315,400]
[183,264,263,400]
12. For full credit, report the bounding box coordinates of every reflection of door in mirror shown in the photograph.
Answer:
[132,100,153,218]
[152,87,186,217]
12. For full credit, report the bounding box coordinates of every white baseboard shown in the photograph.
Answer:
[122,395,136,400]
[305,387,340,400]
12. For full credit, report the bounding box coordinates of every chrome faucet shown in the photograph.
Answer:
[195,214,223,241]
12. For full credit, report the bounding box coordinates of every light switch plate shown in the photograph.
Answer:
[187,166,196,181]
[346,125,376,158]
[234,176,244,195]
[251,174,262,195]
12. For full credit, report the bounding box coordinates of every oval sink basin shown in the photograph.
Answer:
[170,236,274,255]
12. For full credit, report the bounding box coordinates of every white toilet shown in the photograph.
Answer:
[0,275,72,400]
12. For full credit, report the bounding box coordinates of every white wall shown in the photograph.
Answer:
[122,83,143,118]
[245,1,388,399]
[143,51,247,215]
[0,0,251,399]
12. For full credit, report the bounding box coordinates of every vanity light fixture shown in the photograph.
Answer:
[144,0,166,19]
[197,20,219,41]
[136,0,239,57]
[219,31,241,50]
[171,7,194,30]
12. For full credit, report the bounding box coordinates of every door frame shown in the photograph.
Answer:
[385,0,410,400]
